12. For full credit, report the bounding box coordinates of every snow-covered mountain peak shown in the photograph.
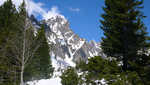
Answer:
[46,15,67,26]
[43,14,104,63]
[28,15,105,85]
[29,14,104,67]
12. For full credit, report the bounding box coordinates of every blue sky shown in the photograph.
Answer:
[1,0,149,42]
[143,0,150,35]
[32,0,105,42]
[33,0,150,42]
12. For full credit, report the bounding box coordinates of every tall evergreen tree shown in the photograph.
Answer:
[0,0,20,84]
[9,1,44,84]
[100,0,150,84]
[24,25,54,82]
[34,25,54,79]
[77,56,144,85]
[0,0,54,85]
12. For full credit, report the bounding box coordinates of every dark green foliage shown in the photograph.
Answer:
[0,0,20,85]
[61,67,79,85]
[77,56,120,85]
[100,0,150,84]
[24,25,54,82]
[77,56,144,85]
[100,0,149,70]
[0,0,54,84]
[35,26,54,79]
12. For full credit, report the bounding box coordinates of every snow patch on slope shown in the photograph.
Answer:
[28,78,61,85]
[72,40,85,50]
[47,34,56,44]
[65,54,76,67]
[29,52,76,85]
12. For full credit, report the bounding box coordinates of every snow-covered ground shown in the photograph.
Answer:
[27,51,107,85]
[28,51,76,85]
[28,78,61,85]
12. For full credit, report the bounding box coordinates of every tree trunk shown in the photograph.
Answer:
[123,56,128,71]
[20,63,24,85]
[20,30,26,85]
[122,27,128,72]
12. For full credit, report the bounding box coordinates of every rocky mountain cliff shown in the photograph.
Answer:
[29,14,105,85]
[30,14,106,67]
[42,15,104,65]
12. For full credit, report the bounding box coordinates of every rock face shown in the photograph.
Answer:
[30,14,104,67]
[42,15,104,64]
[28,15,105,85]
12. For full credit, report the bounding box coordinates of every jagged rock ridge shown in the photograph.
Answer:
[30,15,105,67]
[28,14,105,85]
[43,15,104,65]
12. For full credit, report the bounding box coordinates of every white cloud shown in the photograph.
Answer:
[0,0,62,20]
[69,7,80,12]
[26,0,46,16]
[43,6,62,20]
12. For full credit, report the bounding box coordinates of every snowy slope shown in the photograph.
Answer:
[45,15,104,62]
[28,15,104,85]
[28,51,76,85]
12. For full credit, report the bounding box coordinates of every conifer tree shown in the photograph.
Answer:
[77,56,145,85]
[100,0,150,84]
[12,1,42,84]
[35,25,54,79]
[0,0,20,84]
[24,25,54,82]
[0,0,54,84]
[61,67,79,85]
